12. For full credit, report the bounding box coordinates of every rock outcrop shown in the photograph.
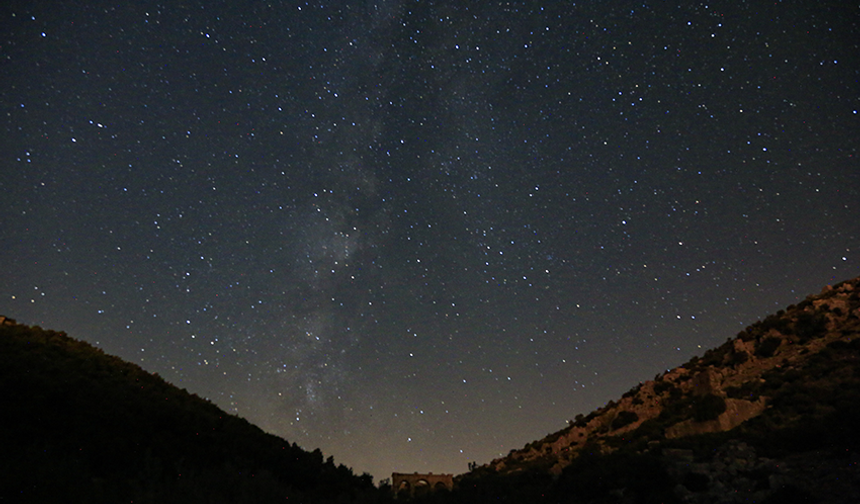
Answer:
[478,276,860,478]
[665,397,767,439]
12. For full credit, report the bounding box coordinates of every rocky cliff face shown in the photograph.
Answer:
[479,276,860,478]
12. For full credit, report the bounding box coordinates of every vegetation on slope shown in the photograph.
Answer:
[3,275,859,503]
[444,276,860,503]
[0,319,378,504]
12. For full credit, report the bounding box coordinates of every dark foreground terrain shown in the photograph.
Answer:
[2,276,860,503]
[0,316,378,503]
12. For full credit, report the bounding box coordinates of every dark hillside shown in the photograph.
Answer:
[0,318,378,503]
[4,275,860,503]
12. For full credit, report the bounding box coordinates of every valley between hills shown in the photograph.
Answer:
[2,276,859,503]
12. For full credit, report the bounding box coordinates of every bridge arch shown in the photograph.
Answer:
[391,472,453,498]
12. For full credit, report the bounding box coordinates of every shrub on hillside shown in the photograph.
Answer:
[632,418,664,440]
[653,381,675,395]
[756,336,782,358]
[730,350,749,367]
[699,343,732,367]
[737,330,755,342]
[725,381,760,401]
[693,394,727,422]
[758,314,792,335]
[827,340,851,351]
[622,384,641,399]
[611,410,639,431]
[570,413,587,428]
[794,312,828,342]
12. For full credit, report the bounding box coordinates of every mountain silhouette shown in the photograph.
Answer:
[3,275,859,503]
[0,316,378,503]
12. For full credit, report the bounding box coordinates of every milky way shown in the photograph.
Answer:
[1,1,858,480]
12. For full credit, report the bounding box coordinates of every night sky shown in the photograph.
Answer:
[2,0,858,481]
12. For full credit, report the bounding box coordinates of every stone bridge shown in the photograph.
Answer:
[391,472,453,498]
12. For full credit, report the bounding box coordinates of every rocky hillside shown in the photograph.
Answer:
[455,276,860,503]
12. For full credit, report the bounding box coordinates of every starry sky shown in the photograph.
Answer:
[2,0,858,482]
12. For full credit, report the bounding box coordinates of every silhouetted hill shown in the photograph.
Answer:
[0,317,379,503]
[6,276,860,503]
[449,276,860,503]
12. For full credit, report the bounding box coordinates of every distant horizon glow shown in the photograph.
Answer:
[1,0,858,482]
